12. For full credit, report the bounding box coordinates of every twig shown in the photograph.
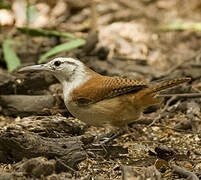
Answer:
[154,124,194,133]
[162,50,201,77]
[147,114,160,127]
[158,93,201,98]
[148,92,201,127]
[55,157,77,173]
[172,165,199,180]
[90,0,98,33]
[148,96,177,127]
[112,56,147,64]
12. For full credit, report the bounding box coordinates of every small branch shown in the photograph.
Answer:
[55,157,77,173]
[172,165,199,180]
[90,0,98,33]
[157,93,201,98]
[162,50,201,76]
[155,124,195,133]
[148,96,177,127]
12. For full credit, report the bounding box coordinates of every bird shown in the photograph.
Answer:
[19,57,191,127]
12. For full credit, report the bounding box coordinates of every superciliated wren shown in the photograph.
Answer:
[19,57,191,127]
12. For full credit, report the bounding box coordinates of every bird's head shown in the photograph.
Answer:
[19,57,89,84]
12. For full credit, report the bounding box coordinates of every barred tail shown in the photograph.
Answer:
[134,77,191,108]
[148,77,191,94]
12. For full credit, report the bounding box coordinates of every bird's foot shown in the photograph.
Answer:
[92,129,125,146]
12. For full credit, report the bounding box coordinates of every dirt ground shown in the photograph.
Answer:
[0,0,201,179]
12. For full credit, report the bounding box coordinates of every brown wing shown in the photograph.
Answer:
[72,76,148,105]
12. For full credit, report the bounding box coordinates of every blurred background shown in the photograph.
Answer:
[0,0,201,76]
[0,0,201,179]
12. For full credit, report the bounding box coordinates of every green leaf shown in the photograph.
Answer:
[17,27,76,38]
[38,38,86,64]
[2,39,21,72]
[159,22,201,32]
[26,5,38,25]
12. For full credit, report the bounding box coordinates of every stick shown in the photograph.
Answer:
[157,93,201,98]
[148,96,177,127]
[172,165,199,180]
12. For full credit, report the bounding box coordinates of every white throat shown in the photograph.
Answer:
[61,67,91,104]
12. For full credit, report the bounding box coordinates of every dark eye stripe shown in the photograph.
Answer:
[66,61,76,66]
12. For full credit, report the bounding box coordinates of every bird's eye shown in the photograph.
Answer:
[54,61,61,67]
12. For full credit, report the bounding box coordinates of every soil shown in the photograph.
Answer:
[0,0,201,179]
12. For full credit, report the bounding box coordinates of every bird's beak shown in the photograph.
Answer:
[18,64,50,73]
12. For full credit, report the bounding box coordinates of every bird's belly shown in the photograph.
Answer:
[66,96,142,127]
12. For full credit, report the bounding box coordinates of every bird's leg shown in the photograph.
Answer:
[92,128,126,146]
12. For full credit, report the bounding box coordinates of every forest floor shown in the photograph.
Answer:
[0,0,201,179]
